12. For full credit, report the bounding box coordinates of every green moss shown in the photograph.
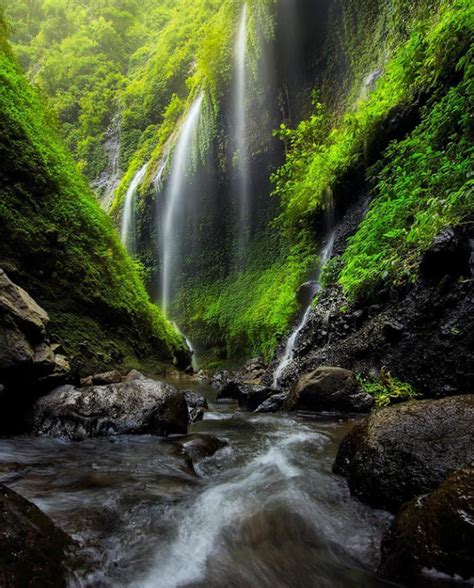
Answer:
[357,370,420,409]
[0,24,184,375]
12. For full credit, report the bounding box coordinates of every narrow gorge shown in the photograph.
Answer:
[0,0,472,586]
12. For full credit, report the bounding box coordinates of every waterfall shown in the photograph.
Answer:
[234,4,249,263]
[161,93,204,316]
[272,232,336,389]
[120,163,147,255]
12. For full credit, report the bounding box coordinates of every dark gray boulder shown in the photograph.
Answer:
[183,390,209,423]
[379,466,474,582]
[217,381,274,411]
[0,484,75,587]
[255,392,288,413]
[177,434,226,463]
[333,395,474,511]
[284,367,374,413]
[30,378,189,440]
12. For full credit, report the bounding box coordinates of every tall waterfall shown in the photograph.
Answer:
[234,4,249,263]
[272,231,336,389]
[120,163,147,255]
[161,93,204,316]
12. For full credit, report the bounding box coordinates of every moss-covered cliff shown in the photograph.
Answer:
[4,0,472,368]
[0,18,186,376]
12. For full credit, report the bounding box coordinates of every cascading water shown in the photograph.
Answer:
[272,231,336,389]
[160,93,204,316]
[233,4,250,263]
[120,163,147,255]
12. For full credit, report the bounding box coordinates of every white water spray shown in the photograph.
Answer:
[272,232,336,389]
[161,93,204,316]
[120,163,147,255]
[234,4,250,261]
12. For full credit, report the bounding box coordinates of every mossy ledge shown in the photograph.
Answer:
[0,23,186,377]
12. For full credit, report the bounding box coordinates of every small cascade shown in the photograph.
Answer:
[93,115,122,211]
[233,3,249,263]
[172,321,199,372]
[272,231,336,389]
[120,163,147,255]
[161,93,204,316]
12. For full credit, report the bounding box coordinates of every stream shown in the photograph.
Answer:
[0,376,459,588]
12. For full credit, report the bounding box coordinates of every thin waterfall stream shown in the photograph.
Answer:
[273,231,336,389]
[160,93,204,316]
[120,163,148,255]
[234,3,250,263]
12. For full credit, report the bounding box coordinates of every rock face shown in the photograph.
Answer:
[183,390,209,423]
[263,202,473,398]
[0,269,70,430]
[30,378,189,440]
[0,484,75,587]
[333,395,474,512]
[284,367,374,413]
[379,467,474,582]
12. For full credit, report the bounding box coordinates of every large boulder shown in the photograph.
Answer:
[0,484,75,587]
[284,367,374,413]
[30,378,189,440]
[255,392,288,413]
[379,466,474,582]
[333,395,474,511]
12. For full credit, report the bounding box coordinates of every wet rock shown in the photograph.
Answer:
[178,434,226,463]
[30,378,189,440]
[211,369,232,389]
[420,226,471,282]
[285,367,374,413]
[0,269,70,430]
[0,484,75,587]
[184,390,209,423]
[217,381,274,411]
[333,395,474,511]
[79,369,122,387]
[124,369,147,382]
[255,392,288,413]
[379,466,474,582]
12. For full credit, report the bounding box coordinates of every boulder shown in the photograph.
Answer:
[333,395,474,511]
[379,467,474,582]
[255,392,288,413]
[30,378,189,440]
[0,484,75,587]
[79,370,122,387]
[284,367,374,413]
[177,434,226,463]
[183,390,209,423]
[217,381,274,411]
[124,369,147,382]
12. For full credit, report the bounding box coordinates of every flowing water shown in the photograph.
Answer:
[121,163,148,255]
[1,377,469,587]
[161,94,204,315]
[273,231,336,389]
[233,4,250,264]
[0,378,396,588]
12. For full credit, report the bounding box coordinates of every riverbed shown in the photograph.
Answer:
[0,377,464,587]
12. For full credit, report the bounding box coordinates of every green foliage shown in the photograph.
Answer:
[175,233,314,363]
[357,370,420,409]
[274,0,473,304]
[0,25,184,373]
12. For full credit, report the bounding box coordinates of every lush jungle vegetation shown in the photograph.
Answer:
[0,14,184,375]
[2,0,472,365]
